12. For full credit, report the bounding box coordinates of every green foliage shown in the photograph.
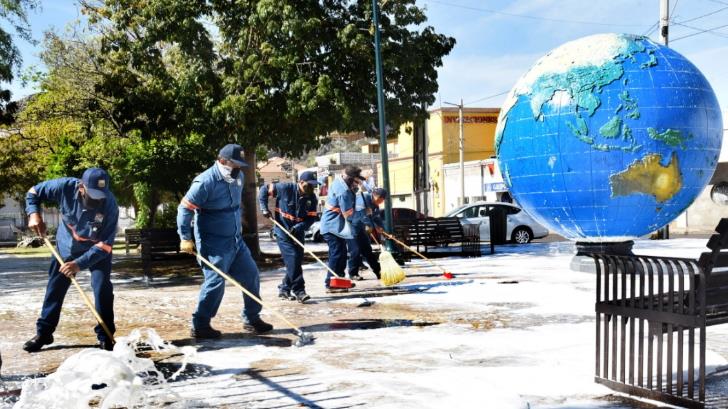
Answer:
[0,0,38,123]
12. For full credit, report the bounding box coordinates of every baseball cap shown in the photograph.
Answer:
[299,171,320,185]
[81,168,111,200]
[344,165,366,181]
[372,187,388,199]
[218,144,249,167]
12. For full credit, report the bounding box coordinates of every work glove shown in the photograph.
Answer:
[28,213,46,237]
[262,210,272,219]
[180,239,196,255]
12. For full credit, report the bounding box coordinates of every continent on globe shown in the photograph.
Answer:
[609,153,682,203]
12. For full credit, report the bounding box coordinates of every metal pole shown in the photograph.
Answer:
[660,0,669,46]
[458,98,465,205]
[372,0,394,247]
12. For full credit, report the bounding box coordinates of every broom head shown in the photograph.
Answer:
[379,250,406,286]
[329,276,353,289]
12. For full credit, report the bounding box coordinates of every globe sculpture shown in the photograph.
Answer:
[496,33,723,243]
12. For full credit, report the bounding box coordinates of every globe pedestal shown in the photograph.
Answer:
[570,241,634,273]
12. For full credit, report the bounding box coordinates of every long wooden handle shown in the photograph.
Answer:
[269,218,344,278]
[379,231,449,273]
[43,237,115,343]
[195,252,304,334]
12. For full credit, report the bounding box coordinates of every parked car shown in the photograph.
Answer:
[304,207,428,243]
[444,202,549,244]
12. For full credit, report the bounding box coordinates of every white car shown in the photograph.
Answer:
[445,202,549,244]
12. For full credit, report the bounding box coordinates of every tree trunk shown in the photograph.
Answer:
[241,147,261,259]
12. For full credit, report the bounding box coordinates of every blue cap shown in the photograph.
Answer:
[372,187,388,198]
[219,144,249,167]
[81,168,111,200]
[299,171,319,185]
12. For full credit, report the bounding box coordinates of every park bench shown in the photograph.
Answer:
[124,228,142,254]
[125,228,191,282]
[393,217,484,258]
[589,218,728,408]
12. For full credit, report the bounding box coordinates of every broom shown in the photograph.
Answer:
[194,251,314,347]
[370,232,406,286]
[269,218,352,289]
[42,237,116,344]
[379,231,455,280]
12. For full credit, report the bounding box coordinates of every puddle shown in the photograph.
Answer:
[320,319,440,331]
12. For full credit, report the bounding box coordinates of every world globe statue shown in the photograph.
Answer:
[495,33,723,243]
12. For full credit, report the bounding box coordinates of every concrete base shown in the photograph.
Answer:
[570,241,634,273]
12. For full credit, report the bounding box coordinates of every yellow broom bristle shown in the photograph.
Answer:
[379,250,406,286]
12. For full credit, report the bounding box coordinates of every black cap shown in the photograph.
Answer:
[219,144,249,167]
[299,171,319,185]
[344,165,366,181]
[81,168,111,200]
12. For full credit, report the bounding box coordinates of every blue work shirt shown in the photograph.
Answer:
[319,175,355,238]
[258,182,317,231]
[351,192,384,229]
[25,177,119,269]
[177,163,243,246]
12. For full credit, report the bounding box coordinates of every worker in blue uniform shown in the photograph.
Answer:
[23,168,119,352]
[319,165,365,290]
[258,171,319,303]
[347,187,388,280]
[177,144,273,339]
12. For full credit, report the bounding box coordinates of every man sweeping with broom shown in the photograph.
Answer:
[23,168,119,352]
[346,187,387,281]
[258,171,319,303]
[177,144,272,339]
[319,165,365,291]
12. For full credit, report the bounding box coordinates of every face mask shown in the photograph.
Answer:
[301,184,314,195]
[80,192,104,209]
[220,164,241,181]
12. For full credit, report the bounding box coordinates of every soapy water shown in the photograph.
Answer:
[13,328,195,409]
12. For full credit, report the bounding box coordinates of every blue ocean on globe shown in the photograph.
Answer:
[496,33,723,241]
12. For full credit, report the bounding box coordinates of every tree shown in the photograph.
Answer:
[0,0,38,124]
[81,0,455,257]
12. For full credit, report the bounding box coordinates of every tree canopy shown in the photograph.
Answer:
[0,0,38,124]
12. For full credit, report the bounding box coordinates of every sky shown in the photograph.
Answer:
[3,0,728,115]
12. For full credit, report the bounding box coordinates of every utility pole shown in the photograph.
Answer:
[372,0,394,245]
[444,99,466,205]
[660,0,669,46]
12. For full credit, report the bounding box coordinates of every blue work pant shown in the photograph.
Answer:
[323,233,348,287]
[347,226,381,278]
[275,226,305,295]
[37,254,115,342]
[193,238,262,330]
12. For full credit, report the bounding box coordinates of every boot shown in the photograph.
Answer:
[190,326,222,339]
[294,292,311,304]
[23,334,54,353]
[243,318,273,334]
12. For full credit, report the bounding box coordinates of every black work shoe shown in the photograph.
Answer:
[350,274,364,281]
[190,327,222,339]
[23,334,54,353]
[278,291,292,300]
[99,339,114,351]
[243,318,273,334]
[294,292,311,304]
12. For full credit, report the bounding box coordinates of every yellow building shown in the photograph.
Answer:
[369,107,500,217]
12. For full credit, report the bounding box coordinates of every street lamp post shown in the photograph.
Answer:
[444,99,465,205]
[372,0,394,247]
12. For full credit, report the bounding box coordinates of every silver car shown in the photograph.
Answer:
[445,202,549,244]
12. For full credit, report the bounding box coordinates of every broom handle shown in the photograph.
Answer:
[195,252,305,334]
[43,237,115,343]
[379,231,449,273]
[269,217,344,278]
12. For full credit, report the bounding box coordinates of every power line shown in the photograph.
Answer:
[464,90,510,106]
[673,22,728,39]
[671,22,728,41]
[642,21,659,36]
[674,5,728,24]
[423,0,646,27]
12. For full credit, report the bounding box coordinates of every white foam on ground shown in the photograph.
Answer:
[13,329,194,409]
